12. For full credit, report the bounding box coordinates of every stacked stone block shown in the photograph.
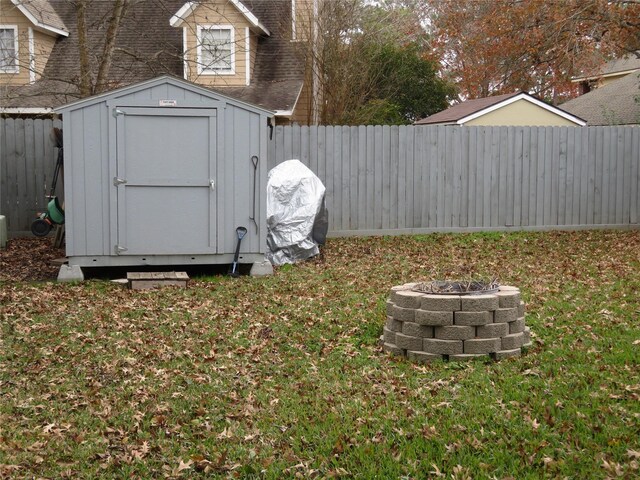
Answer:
[381,284,531,362]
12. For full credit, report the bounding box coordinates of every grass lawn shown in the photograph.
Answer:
[1,230,639,479]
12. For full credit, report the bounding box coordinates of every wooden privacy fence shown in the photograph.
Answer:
[268,125,640,235]
[0,117,63,235]
[2,121,639,236]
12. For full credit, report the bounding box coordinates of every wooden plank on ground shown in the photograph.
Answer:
[127,271,189,290]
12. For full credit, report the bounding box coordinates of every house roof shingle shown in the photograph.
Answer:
[561,72,640,126]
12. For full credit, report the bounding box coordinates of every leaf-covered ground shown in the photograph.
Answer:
[0,237,64,282]
[1,231,639,479]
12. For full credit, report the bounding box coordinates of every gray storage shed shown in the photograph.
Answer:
[56,76,273,269]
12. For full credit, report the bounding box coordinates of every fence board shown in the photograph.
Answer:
[366,126,375,229]
[389,125,399,230]
[631,128,639,224]
[349,126,359,230]
[402,127,416,228]
[397,126,406,229]
[616,128,625,224]
[382,126,391,230]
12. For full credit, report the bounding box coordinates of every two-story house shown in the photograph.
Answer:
[0,0,317,125]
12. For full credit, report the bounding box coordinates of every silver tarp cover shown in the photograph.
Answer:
[266,159,328,266]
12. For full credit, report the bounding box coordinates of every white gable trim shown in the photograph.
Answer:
[10,0,69,37]
[28,27,35,83]
[230,0,270,35]
[0,107,54,114]
[182,27,188,80]
[245,26,250,86]
[457,93,586,126]
[170,1,270,36]
[572,68,640,83]
[170,2,197,27]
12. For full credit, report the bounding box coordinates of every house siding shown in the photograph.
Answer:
[290,72,312,124]
[32,29,56,81]
[180,2,257,87]
[464,99,579,127]
[0,0,58,85]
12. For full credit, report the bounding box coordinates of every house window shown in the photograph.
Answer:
[197,25,235,75]
[0,26,19,73]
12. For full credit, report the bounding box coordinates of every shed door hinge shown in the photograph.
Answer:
[112,108,125,117]
[113,177,127,186]
[114,245,128,255]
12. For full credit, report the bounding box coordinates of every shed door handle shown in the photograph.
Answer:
[209,179,215,190]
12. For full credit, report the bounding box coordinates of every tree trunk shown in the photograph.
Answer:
[76,1,91,97]
[95,0,128,94]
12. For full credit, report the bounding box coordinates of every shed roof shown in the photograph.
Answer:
[561,71,640,126]
[415,91,586,126]
[55,75,275,116]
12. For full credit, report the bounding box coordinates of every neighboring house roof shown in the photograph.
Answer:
[561,71,640,126]
[573,52,640,82]
[0,0,304,115]
[10,0,68,36]
[415,91,586,126]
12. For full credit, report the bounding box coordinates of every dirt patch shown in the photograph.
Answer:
[0,237,65,282]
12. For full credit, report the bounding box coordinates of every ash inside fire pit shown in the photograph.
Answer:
[413,278,500,295]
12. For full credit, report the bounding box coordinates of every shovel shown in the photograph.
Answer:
[229,226,248,277]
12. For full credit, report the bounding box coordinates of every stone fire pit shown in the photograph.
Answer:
[382,283,531,362]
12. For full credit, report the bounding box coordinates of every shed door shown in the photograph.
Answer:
[114,107,217,255]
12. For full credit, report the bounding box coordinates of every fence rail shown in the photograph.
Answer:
[0,117,63,235]
[268,125,640,235]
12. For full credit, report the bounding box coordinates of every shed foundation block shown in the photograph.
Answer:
[58,265,84,282]
[250,260,274,277]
